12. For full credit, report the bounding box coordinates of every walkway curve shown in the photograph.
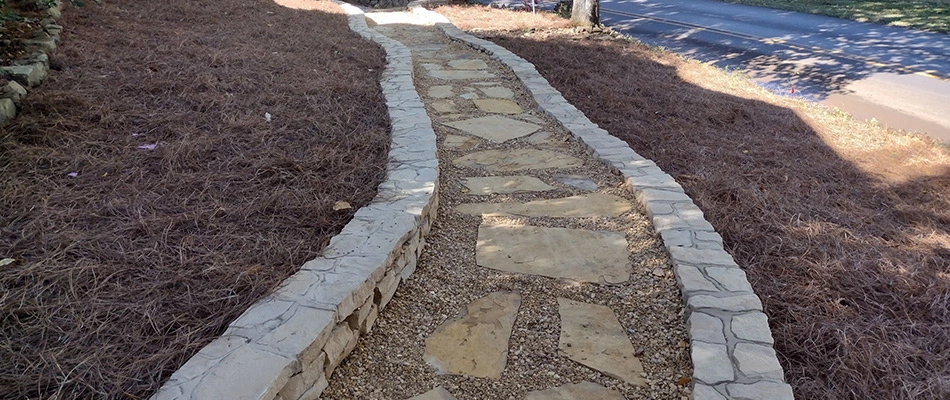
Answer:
[149,4,791,400]
[415,7,793,399]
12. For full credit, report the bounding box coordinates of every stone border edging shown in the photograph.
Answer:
[150,4,438,400]
[0,0,64,125]
[414,7,794,400]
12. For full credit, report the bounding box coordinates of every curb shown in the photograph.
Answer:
[413,7,794,400]
[150,4,438,400]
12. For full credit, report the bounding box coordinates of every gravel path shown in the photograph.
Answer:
[321,14,691,400]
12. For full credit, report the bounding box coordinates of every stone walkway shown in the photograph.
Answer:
[321,12,692,400]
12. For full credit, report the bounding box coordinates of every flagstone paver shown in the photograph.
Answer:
[525,381,624,400]
[472,98,523,114]
[457,193,631,218]
[476,224,631,283]
[555,173,599,191]
[453,148,583,171]
[423,291,521,379]
[558,298,648,386]
[427,85,453,98]
[447,59,488,70]
[461,176,554,194]
[442,134,478,151]
[427,69,496,80]
[443,115,539,142]
[478,86,515,99]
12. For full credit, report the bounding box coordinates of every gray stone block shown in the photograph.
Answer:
[669,247,740,268]
[674,264,719,293]
[225,299,335,365]
[0,64,47,88]
[706,266,754,293]
[726,381,794,400]
[658,229,693,248]
[687,294,763,312]
[692,383,728,400]
[733,343,785,380]
[688,312,726,344]
[692,341,734,384]
[730,312,775,344]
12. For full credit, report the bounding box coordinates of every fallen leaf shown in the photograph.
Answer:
[676,376,691,386]
[0,258,15,267]
[332,201,351,211]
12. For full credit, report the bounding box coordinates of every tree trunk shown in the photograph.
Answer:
[571,0,599,27]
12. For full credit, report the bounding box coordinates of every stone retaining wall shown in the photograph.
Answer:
[0,1,63,125]
[414,7,795,399]
[149,4,438,400]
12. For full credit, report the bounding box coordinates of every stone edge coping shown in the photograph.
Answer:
[150,4,439,400]
[0,1,64,125]
[414,7,794,400]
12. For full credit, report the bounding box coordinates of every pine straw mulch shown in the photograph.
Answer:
[437,5,950,400]
[0,0,390,398]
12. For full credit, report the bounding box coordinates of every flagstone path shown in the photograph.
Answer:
[320,12,692,400]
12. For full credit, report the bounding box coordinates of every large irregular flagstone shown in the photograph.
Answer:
[462,176,554,194]
[428,69,496,80]
[479,86,515,99]
[428,85,454,98]
[443,115,539,143]
[557,298,647,386]
[457,193,631,218]
[443,134,479,151]
[407,386,457,400]
[476,224,630,283]
[423,291,522,379]
[555,174,599,192]
[525,381,624,400]
[448,59,488,70]
[472,99,523,114]
[454,149,583,172]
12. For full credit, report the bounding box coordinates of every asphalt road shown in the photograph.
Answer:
[599,0,950,143]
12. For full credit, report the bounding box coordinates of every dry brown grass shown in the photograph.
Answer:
[0,0,389,398]
[438,5,950,399]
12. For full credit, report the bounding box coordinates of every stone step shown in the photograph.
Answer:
[476,223,631,284]
[457,193,631,218]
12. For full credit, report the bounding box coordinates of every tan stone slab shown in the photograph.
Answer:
[476,224,630,283]
[424,291,521,379]
[443,115,539,143]
[428,70,495,80]
[558,298,647,386]
[473,99,523,114]
[454,149,583,171]
[479,86,515,99]
[428,85,453,98]
[457,193,631,217]
[462,176,555,194]
[448,59,488,70]
[525,381,624,400]
[443,134,479,151]
[407,386,457,400]
[431,100,457,114]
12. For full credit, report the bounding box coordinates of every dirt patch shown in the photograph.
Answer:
[437,5,950,400]
[0,0,389,398]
